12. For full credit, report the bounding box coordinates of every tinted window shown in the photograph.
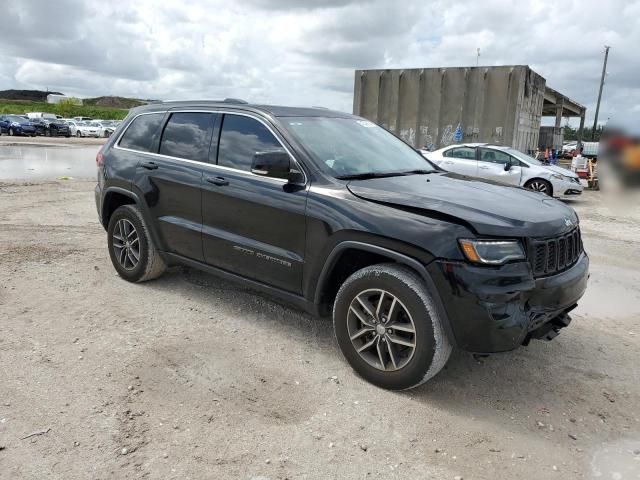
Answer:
[159,112,215,162]
[218,115,282,171]
[119,113,164,152]
[445,147,476,159]
[479,148,512,165]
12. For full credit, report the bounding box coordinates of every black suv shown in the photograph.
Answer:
[95,100,589,390]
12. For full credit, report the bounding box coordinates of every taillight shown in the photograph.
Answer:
[96,150,104,167]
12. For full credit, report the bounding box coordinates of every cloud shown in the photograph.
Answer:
[0,0,637,125]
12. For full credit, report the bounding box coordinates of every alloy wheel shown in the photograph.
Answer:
[528,181,549,193]
[112,219,140,270]
[347,289,417,371]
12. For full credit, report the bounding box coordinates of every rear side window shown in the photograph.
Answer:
[159,112,215,163]
[119,113,164,152]
[444,147,476,159]
[479,148,512,166]
[217,114,282,171]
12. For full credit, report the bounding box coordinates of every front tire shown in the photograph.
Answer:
[525,178,553,196]
[107,205,166,283]
[8,128,14,136]
[76,131,82,138]
[333,264,452,390]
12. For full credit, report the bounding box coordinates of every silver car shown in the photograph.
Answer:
[424,143,583,198]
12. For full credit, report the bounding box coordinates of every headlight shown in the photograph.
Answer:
[458,239,525,265]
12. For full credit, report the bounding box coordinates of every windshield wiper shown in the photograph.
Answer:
[398,169,438,175]
[336,169,439,181]
[336,171,409,180]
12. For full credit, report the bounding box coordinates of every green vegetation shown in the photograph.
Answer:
[0,98,129,120]
[563,124,604,142]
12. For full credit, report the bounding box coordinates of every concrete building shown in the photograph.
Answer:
[353,65,585,154]
[47,94,83,105]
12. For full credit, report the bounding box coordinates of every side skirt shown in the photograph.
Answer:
[162,252,320,316]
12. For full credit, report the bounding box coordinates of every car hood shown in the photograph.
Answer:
[346,172,578,237]
[543,164,579,178]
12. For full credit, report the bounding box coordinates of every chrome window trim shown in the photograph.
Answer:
[113,109,308,185]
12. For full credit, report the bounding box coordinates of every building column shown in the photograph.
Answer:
[576,109,586,152]
[554,102,563,150]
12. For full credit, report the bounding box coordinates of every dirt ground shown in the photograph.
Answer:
[0,177,639,480]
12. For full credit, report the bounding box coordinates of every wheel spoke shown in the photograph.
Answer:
[386,297,397,323]
[356,337,377,353]
[386,340,398,369]
[387,334,415,348]
[350,327,374,341]
[376,339,386,371]
[375,291,385,317]
[356,295,376,319]
[389,323,415,333]
[349,306,374,327]
[119,247,127,267]
[126,249,137,266]
[129,246,140,261]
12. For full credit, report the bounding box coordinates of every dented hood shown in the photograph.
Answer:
[347,172,578,237]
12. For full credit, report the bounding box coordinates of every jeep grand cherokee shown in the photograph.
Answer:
[95,100,589,390]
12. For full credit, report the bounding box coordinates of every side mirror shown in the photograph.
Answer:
[504,161,512,171]
[251,150,292,180]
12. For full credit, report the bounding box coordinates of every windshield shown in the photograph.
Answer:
[281,117,436,178]
[6,115,27,123]
[506,148,544,166]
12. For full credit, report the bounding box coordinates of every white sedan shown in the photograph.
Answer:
[65,120,101,138]
[423,143,583,198]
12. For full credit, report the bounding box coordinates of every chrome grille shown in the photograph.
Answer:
[530,227,583,277]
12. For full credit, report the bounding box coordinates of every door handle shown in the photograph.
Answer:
[141,162,158,170]
[206,176,229,186]
[479,165,489,169]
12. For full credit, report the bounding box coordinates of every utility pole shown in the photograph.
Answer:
[591,45,610,140]
[476,48,480,67]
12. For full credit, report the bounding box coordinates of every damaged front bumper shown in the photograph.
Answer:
[428,253,589,353]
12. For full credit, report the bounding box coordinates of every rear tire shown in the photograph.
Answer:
[107,205,166,283]
[333,263,452,390]
[9,128,14,136]
[76,131,82,138]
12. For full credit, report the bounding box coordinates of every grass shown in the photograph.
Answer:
[0,100,130,120]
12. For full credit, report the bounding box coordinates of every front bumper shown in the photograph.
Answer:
[553,177,584,198]
[428,253,589,353]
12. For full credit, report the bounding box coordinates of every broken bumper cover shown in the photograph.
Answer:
[428,253,589,353]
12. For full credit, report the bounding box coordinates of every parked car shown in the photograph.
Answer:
[425,143,583,198]
[65,120,100,138]
[30,117,71,137]
[0,115,37,136]
[95,101,589,390]
[89,120,116,138]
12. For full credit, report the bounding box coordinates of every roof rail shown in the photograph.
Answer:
[223,98,248,104]
[159,98,249,104]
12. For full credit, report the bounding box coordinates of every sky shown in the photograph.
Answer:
[1,0,638,126]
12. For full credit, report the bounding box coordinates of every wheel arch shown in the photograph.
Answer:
[313,241,456,345]
[101,187,140,229]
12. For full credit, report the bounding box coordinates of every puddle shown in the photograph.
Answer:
[0,144,100,180]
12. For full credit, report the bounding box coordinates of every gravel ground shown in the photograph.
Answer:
[0,179,639,479]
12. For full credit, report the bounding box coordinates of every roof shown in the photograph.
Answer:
[134,100,353,119]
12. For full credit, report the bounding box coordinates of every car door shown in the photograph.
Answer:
[477,147,522,186]
[128,111,216,262]
[201,112,308,294]
[439,146,478,177]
